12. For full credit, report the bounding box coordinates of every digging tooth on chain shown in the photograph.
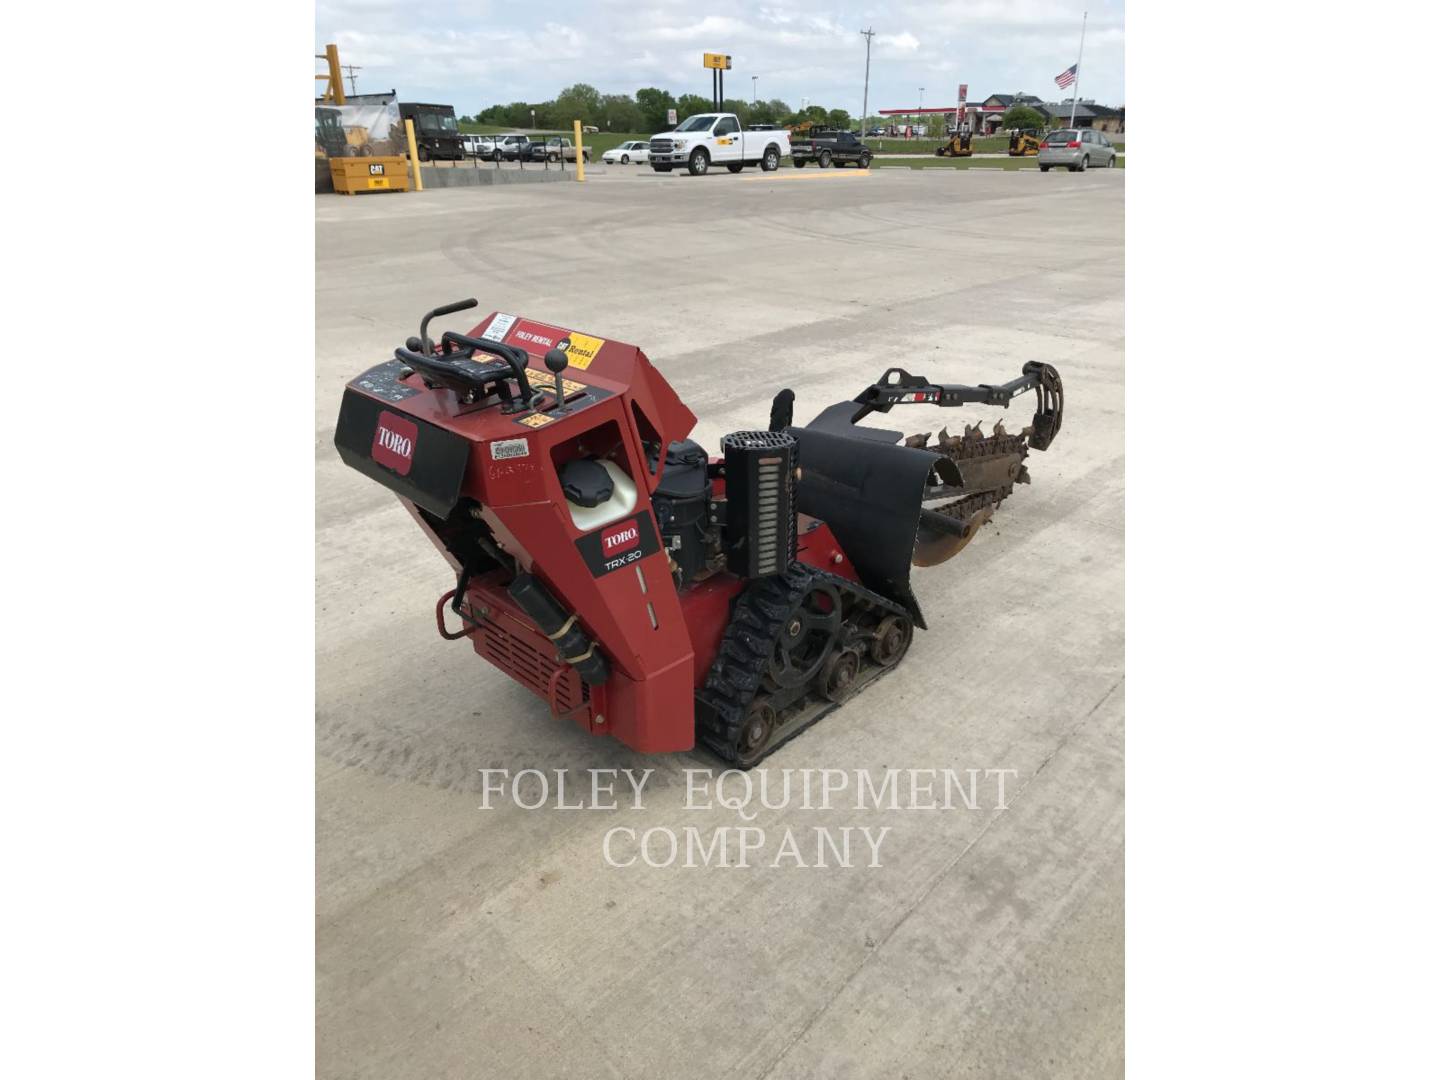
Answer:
[911,413,1042,553]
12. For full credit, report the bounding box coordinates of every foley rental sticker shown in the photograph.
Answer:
[506,318,607,371]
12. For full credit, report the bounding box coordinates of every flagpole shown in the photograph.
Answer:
[1069,11,1087,128]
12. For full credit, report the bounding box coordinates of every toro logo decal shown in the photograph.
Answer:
[371,411,418,476]
[576,512,660,578]
[602,522,640,557]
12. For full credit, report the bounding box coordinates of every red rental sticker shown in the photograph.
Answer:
[601,521,640,557]
[506,318,566,354]
[371,411,418,476]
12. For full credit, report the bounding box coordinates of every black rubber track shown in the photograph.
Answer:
[696,562,907,767]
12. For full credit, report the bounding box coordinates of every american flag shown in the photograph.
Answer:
[1055,64,1078,89]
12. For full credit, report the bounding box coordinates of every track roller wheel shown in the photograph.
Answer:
[869,615,913,667]
[736,700,777,768]
[819,648,862,702]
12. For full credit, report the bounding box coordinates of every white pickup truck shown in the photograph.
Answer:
[648,113,790,175]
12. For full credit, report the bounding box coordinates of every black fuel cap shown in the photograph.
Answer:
[559,458,614,508]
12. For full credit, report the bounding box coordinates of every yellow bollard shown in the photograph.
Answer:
[574,120,585,183]
[405,118,424,192]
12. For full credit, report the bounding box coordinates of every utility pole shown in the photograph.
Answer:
[752,75,758,105]
[342,64,363,97]
[860,27,876,138]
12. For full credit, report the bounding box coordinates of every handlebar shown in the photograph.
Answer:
[440,332,536,406]
[419,297,479,353]
[397,301,542,413]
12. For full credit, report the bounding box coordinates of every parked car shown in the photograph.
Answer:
[1037,128,1118,172]
[492,134,529,161]
[792,129,872,169]
[542,137,592,163]
[648,113,790,175]
[866,127,887,137]
[602,140,651,165]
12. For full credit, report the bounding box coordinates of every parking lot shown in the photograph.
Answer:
[317,166,1125,1079]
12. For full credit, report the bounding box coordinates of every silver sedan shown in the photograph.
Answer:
[1037,129,1118,172]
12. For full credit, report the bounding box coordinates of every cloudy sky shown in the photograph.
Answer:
[316,0,1124,117]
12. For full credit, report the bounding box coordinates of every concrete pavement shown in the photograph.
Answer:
[317,165,1125,1079]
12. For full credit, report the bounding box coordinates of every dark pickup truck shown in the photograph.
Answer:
[792,130,872,169]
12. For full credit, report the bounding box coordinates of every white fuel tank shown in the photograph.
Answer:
[565,459,638,531]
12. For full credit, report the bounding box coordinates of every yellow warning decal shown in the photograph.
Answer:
[527,370,588,396]
[563,332,605,370]
[519,413,555,428]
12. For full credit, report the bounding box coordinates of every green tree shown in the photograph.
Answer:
[496,101,533,127]
[721,98,751,125]
[675,94,714,122]
[552,83,603,126]
[600,93,641,132]
[748,99,778,124]
[634,87,677,132]
[1000,105,1047,131]
[826,108,852,130]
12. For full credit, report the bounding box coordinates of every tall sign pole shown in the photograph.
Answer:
[1070,11,1088,128]
[860,28,876,136]
[704,53,732,110]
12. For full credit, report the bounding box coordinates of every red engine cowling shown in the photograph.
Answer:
[336,310,711,752]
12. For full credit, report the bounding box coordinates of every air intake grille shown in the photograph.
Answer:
[721,430,797,579]
[476,619,586,714]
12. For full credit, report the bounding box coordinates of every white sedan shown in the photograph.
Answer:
[601,140,651,165]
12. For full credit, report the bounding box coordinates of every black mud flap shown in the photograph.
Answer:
[788,423,939,629]
[334,387,471,517]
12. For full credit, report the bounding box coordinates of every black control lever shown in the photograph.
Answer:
[418,297,479,354]
[544,347,570,413]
